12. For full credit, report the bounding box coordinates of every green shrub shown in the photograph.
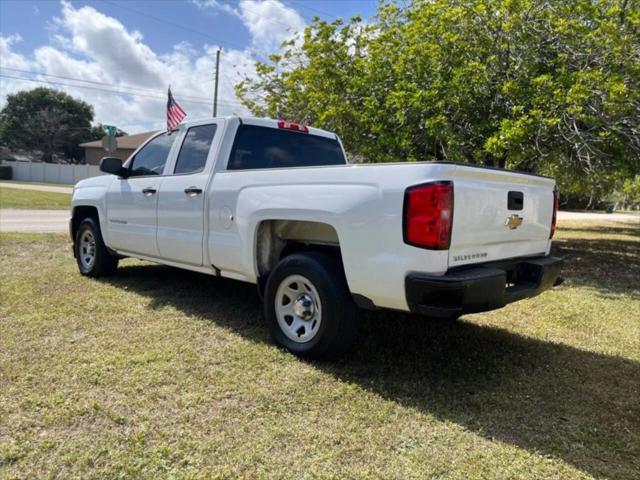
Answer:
[0,164,12,180]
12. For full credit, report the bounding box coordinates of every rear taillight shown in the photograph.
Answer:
[403,181,453,250]
[550,190,558,239]
[278,120,309,133]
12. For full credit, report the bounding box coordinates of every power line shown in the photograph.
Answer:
[103,0,250,53]
[0,73,207,105]
[105,0,308,55]
[0,73,247,108]
[0,67,213,103]
[1,66,248,106]
[220,74,237,96]
[285,0,340,20]
[0,0,328,117]
[0,2,310,111]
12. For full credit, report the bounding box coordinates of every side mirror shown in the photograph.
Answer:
[99,157,128,178]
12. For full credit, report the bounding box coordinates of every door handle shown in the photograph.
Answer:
[184,187,203,196]
[142,187,157,195]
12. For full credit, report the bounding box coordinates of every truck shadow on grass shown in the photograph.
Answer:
[103,264,639,480]
[552,237,639,296]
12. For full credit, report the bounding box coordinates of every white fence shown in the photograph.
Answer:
[2,161,104,185]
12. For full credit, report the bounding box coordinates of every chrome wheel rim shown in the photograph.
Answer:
[275,274,322,343]
[79,230,96,270]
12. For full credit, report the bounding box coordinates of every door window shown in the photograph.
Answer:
[174,124,217,174]
[129,133,176,176]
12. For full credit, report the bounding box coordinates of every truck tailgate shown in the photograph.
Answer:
[448,165,555,268]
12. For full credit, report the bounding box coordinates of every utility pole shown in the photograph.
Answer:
[213,48,221,117]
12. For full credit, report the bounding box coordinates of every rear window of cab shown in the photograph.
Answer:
[227,125,346,170]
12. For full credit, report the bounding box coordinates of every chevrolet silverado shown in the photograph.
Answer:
[70,117,563,358]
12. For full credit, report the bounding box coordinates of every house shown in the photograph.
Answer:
[79,131,157,165]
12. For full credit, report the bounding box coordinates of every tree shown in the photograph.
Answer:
[236,0,640,206]
[0,87,101,163]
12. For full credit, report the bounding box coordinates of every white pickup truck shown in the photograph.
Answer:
[71,116,563,358]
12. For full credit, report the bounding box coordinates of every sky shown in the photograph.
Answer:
[0,0,377,133]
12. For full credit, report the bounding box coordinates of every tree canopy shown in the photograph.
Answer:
[236,0,640,206]
[0,87,103,163]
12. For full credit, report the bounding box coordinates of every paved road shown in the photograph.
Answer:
[0,209,69,233]
[0,182,73,194]
[557,211,639,224]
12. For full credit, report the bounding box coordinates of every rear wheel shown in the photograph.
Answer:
[264,252,358,359]
[75,217,118,277]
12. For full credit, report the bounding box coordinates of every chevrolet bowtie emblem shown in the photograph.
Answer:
[505,214,523,230]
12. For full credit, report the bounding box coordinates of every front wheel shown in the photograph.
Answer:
[264,252,358,359]
[75,217,119,277]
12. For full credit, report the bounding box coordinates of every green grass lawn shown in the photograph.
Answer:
[0,221,638,479]
[0,187,71,209]
[0,180,74,188]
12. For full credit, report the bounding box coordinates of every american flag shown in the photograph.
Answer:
[167,87,186,131]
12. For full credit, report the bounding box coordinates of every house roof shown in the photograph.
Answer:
[80,130,158,149]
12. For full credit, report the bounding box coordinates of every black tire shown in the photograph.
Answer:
[74,217,119,277]
[264,252,358,359]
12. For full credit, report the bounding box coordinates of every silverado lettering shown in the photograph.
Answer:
[452,252,488,263]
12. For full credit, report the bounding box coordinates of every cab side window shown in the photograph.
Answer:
[129,133,176,177]
[174,124,217,174]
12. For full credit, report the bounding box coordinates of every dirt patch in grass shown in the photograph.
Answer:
[0,221,638,479]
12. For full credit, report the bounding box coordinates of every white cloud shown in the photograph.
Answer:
[0,1,265,133]
[56,1,165,88]
[238,0,306,51]
[0,34,33,71]
[194,0,306,52]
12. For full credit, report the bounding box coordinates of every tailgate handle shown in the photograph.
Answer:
[508,191,523,210]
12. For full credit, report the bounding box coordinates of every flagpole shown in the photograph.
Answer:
[213,48,221,117]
